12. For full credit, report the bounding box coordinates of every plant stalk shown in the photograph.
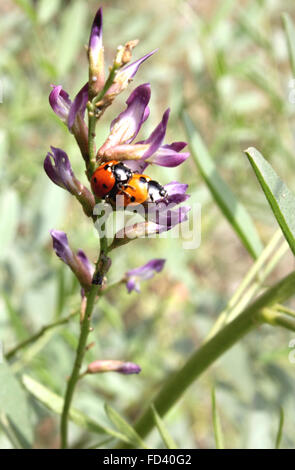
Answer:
[60,284,99,448]
[118,269,295,447]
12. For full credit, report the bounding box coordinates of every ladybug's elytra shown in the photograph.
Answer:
[117,174,168,207]
[91,160,133,199]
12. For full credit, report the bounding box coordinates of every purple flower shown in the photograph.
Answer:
[68,83,89,130]
[87,360,141,375]
[49,85,71,123]
[44,146,78,194]
[125,259,166,293]
[88,7,104,98]
[49,83,88,132]
[98,87,189,170]
[89,7,103,62]
[44,146,95,215]
[50,230,94,290]
[49,85,89,160]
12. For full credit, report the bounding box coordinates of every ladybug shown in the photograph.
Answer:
[91,160,133,199]
[116,173,168,207]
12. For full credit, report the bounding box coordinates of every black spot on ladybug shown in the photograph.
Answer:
[139,176,146,183]
[104,165,109,170]
[103,183,108,189]
[94,177,97,183]
[131,196,136,202]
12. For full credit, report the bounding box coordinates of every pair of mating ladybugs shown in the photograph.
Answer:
[91,160,168,207]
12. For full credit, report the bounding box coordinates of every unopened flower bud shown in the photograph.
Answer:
[87,360,141,375]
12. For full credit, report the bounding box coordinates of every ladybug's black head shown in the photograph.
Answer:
[147,180,168,203]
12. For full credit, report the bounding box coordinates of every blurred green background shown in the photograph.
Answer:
[1,0,295,449]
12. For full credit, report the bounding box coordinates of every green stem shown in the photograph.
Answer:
[60,284,99,449]
[5,310,79,360]
[118,269,295,447]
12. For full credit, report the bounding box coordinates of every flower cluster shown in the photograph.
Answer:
[45,6,190,378]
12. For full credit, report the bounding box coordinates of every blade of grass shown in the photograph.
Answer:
[245,147,295,256]
[182,111,263,259]
[275,407,284,449]
[211,387,224,449]
[22,375,131,444]
[282,13,295,77]
[105,404,148,449]
[151,405,177,449]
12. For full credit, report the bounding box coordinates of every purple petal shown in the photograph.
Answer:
[126,259,166,293]
[110,83,151,145]
[44,147,75,193]
[50,230,75,266]
[119,49,158,80]
[123,109,171,172]
[126,277,140,293]
[77,250,94,277]
[165,181,189,196]
[89,7,103,56]
[118,362,141,374]
[142,108,170,158]
[148,145,190,167]
[150,206,191,233]
[68,82,89,130]
[105,50,157,99]
[49,85,71,122]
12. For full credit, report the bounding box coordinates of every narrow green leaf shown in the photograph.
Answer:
[0,363,33,448]
[211,387,224,449]
[245,147,295,256]
[282,13,295,77]
[22,375,130,443]
[105,404,148,449]
[0,412,30,449]
[275,407,284,449]
[182,112,263,258]
[151,405,177,449]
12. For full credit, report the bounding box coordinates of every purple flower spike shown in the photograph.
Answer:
[87,360,141,375]
[49,85,72,123]
[99,84,151,155]
[126,259,166,293]
[68,83,89,130]
[50,230,93,290]
[44,146,79,195]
